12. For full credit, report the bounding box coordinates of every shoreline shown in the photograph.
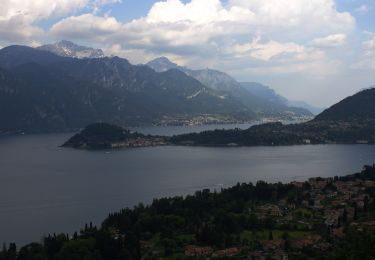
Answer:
[3,164,375,259]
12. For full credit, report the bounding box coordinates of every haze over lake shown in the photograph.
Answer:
[1,124,375,245]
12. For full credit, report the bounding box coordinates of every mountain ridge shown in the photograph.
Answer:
[147,57,314,117]
[37,40,105,59]
[0,45,70,69]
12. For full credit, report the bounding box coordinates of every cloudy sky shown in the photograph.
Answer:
[1,0,374,107]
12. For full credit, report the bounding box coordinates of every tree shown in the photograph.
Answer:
[282,232,290,251]
[268,231,273,240]
[364,196,369,212]
[354,206,358,220]
[54,239,102,260]
[343,209,348,224]
[18,243,48,260]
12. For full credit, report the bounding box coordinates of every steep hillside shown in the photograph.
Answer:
[147,57,313,118]
[239,82,288,106]
[315,88,375,121]
[0,46,252,133]
[0,45,70,68]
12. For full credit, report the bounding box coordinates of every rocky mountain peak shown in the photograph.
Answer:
[37,40,105,59]
[146,56,181,72]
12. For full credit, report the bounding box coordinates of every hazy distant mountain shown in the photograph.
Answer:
[146,57,180,72]
[147,57,313,118]
[239,82,288,106]
[240,82,323,115]
[315,87,375,121]
[0,45,251,133]
[37,40,105,59]
[287,100,324,115]
[148,57,248,93]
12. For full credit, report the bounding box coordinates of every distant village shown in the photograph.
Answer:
[156,114,313,127]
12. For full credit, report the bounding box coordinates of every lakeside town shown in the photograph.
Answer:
[155,115,313,127]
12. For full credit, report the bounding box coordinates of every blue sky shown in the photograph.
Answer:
[1,0,375,107]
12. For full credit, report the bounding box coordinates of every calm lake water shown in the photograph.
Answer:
[1,124,375,245]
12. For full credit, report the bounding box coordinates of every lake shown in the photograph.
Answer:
[1,124,375,245]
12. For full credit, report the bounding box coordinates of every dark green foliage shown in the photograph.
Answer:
[62,123,167,149]
[63,123,136,149]
[171,119,375,146]
[326,228,375,260]
[339,164,375,182]
[100,180,301,257]
[17,243,47,260]
[268,231,273,240]
[171,122,307,146]
[0,243,16,260]
[53,239,102,260]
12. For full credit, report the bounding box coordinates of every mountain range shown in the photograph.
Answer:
[147,57,318,116]
[0,41,316,133]
[0,45,248,133]
[238,82,323,114]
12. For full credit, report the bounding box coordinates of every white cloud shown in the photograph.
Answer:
[124,0,354,46]
[50,13,121,41]
[0,0,89,20]
[227,0,355,36]
[228,37,306,61]
[233,59,341,78]
[0,15,43,42]
[355,4,369,15]
[312,34,347,47]
[232,37,314,61]
[353,36,375,70]
[224,37,339,78]
[49,0,354,59]
[363,37,375,50]
[0,0,117,43]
